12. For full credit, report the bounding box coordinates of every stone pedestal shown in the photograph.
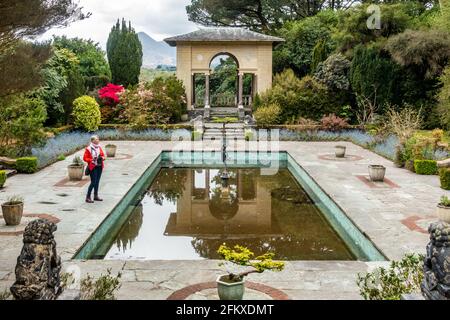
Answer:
[10,219,62,300]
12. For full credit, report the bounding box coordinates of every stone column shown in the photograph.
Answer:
[205,73,210,109]
[238,72,244,109]
[191,73,196,109]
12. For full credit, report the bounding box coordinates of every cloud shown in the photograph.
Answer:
[41,0,199,47]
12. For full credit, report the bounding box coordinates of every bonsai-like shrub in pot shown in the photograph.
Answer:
[437,196,450,223]
[68,156,84,181]
[1,195,24,226]
[216,244,285,300]
[105,144,117,158]
[368,165,386,182]
[335,145,346,158]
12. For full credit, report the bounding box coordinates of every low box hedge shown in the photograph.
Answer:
[16,157,38,174]
[440,168,450,190]
[414,160,438,175]
[0,170,6,188]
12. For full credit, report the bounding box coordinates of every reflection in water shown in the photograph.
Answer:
[105,168,355,261]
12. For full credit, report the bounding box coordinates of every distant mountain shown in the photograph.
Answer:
[138,32,176,68]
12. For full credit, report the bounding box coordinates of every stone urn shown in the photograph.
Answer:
[67,156,84,181]
[368,165,386,182]
[335,145,346,158]
[105,144,117,158]
[436,205,450,223]
[217,275,245,300]
[181,114,189,122]
[1,197,24,226]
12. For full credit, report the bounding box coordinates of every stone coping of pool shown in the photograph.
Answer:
[74,150,385,262]
[0,140,442,298]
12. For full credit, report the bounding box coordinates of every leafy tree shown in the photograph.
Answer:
[274,11,338,76]
[0,0,87,55]
[38,48,84,125]
[107,19,143,87]
[53,36,111,90]
[333,3,423,54]
[186,0,354,32]
[0,41,51,97]
[385,29,450,79]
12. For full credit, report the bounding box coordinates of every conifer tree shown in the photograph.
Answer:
[107,19,143,87]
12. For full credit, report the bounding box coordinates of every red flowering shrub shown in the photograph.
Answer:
[320,113,349,131]
[98,83,125,123]
[98,83,124,106]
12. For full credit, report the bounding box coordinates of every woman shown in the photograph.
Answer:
[83,135,105,203]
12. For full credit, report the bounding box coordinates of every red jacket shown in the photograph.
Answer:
[83,145,105,171]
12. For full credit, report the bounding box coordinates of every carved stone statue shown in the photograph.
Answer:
[421,221,450,300]
[10,219,62,300]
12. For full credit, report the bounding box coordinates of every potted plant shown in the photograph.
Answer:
[68,156,85,181]
[368,165,386,182]
[1,195,24,226]
[216,244,285,300]
[437,196,450,223]
[335,145,346,158]
[105,144,117,158]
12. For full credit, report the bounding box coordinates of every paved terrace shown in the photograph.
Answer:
[0,140,447,299]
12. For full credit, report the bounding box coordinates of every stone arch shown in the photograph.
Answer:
[209,52,240,70]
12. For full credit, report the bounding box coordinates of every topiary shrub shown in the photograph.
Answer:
[72,96,101,132]
[254,103,281,127]
[0,170,6,188]
[439,168,450,190]
[414,160,438,175]
[16,157,38,174]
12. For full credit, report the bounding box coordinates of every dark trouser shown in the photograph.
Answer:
[87,166,102,198]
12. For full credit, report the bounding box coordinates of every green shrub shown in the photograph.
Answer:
[254,103,281,127]
[0,95,47,156]
[16,157,38,174]
[80,269,122,300]
[0,170,6,188]
[439,168,450,190]
[414,159,438,175]
[357,254,424,300]
[405,159,415,172]
[72,96,101,132]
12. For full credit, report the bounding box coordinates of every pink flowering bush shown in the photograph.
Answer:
[121,76,187,129]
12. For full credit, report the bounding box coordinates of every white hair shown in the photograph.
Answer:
[90,135,99,142]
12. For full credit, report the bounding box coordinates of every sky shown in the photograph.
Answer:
[41,0,199,47]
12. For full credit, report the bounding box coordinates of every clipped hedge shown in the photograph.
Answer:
[440,168,450,190]
[414,160,438,175]
[0,170,6,188]
[16,157,38,174]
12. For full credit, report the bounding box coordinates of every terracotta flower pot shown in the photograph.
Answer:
[105,145,117,158]
[335,146,346,158]
[1,202,23,226]
[68,165,84,181]
[436,205,450,223]
[369,165,386,182]
[217,275,245,300]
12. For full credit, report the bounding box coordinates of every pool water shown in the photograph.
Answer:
[104,167,355,260]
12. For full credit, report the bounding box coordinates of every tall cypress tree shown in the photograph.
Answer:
[107,19,143,87]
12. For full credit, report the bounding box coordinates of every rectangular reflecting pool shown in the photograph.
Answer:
[75,151,385,261]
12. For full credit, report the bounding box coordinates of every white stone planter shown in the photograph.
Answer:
[369,165,386,182]
[436,205,450,223]
[216,275,245,300]
[335,146,346,158]
[105,145,117,158]
[67,165,84,181]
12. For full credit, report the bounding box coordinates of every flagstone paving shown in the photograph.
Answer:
[0,140,447,299]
